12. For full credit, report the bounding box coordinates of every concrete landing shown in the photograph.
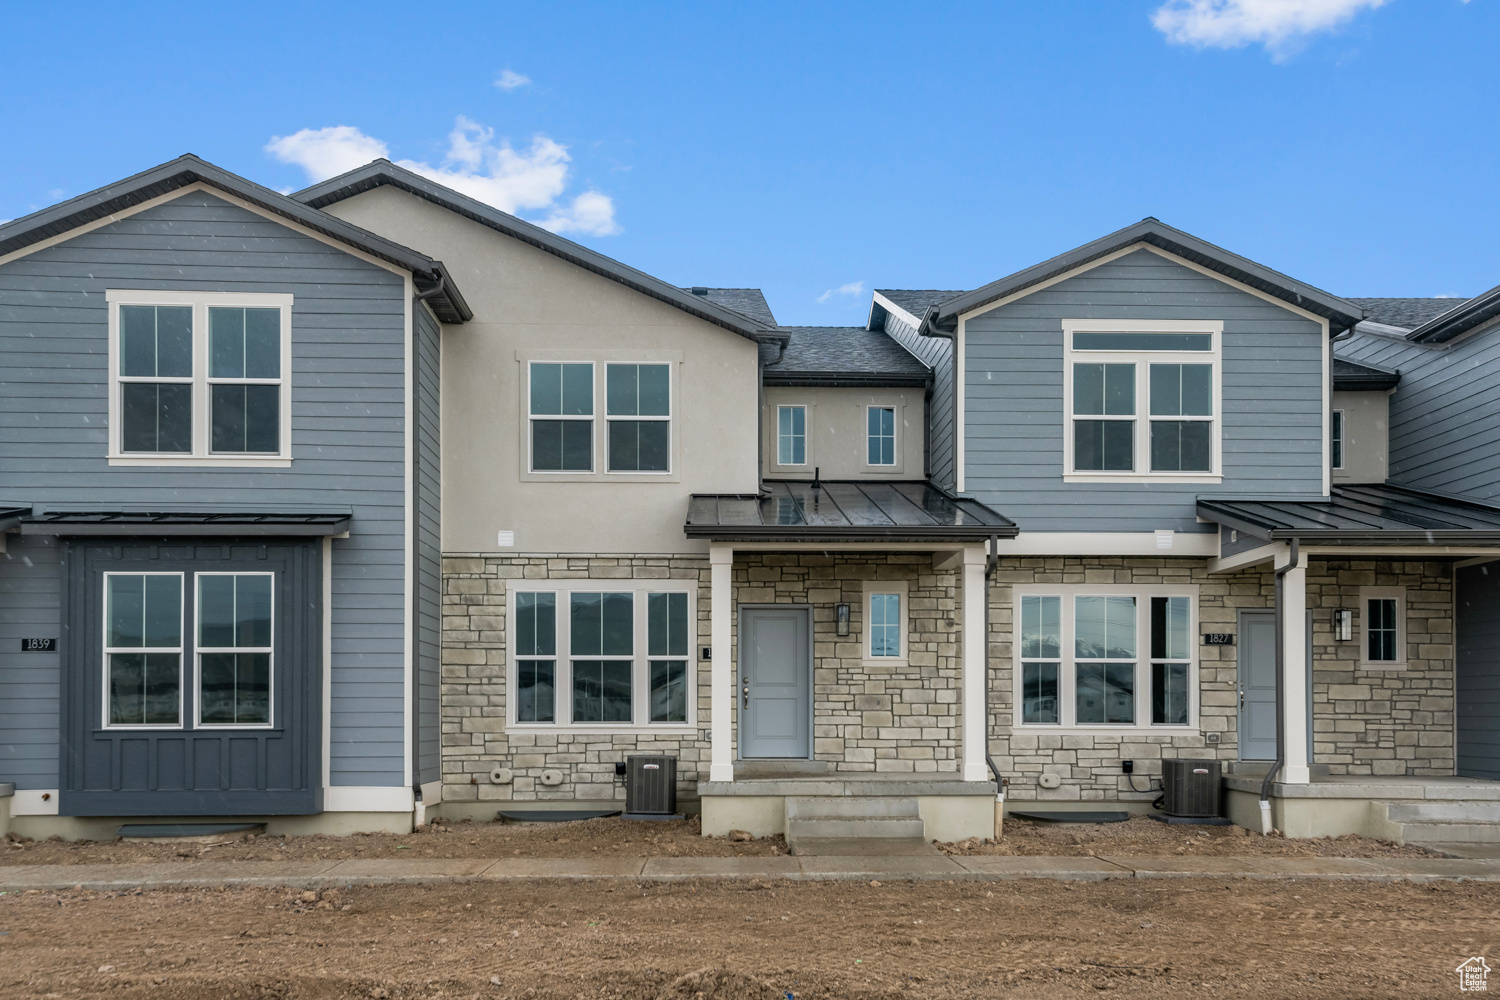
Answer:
[788,837,939,856]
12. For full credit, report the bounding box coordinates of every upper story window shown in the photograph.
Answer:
[867,406,896,466]
[526,360,675,477]
[1331,409,1345,470]
[1015,585,1195,731]
[509,581,695,729]
[777,405,806,465]
[107,290,292,467]
[1061,321,1222,483]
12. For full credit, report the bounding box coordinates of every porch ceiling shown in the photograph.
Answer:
[1197,484,1500,546]
[685,480,1016,543]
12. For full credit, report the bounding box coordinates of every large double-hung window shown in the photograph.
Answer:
[108,291,291,465]
[1016,586,1195,730]
[527,361,673,474]
[1063,321,1221,481]
[509,582,694,727]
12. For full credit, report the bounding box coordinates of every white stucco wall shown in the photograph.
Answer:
[1332,390,1390,485]
[762,386,925,480]
[322,185,762,554]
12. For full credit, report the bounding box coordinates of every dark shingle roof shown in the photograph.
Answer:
[683,287,777,327]
[1347,298,1463,330]
[761,327,930,386]
[874,289,967,321]
[1332,355,1400,391]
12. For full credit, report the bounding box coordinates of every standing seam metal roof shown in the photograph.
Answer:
[685,480,1015,541]
[1196,485,1500,543]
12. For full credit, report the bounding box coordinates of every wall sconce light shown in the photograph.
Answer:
[836,604,850,637]
[1333,608,1353,642]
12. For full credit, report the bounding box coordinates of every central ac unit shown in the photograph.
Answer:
[623,755,679,820]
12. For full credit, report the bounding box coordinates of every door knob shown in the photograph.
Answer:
[742,685,750,708]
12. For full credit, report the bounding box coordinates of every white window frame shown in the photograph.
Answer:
[1011,583,1199,733]
[862,580,909,664]
[865,405,898,468]
[1061,319,1223,484]
[106,289,293,467]
[1331,408,1345,470]
[101,571,186,731]
[526,360,596,475]
[506,579,697,733]
[1358,586,1406,668]
[604,362,673,476]
[776,404,808,467]
[193,571,276,730]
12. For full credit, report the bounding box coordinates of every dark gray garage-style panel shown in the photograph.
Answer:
[60,538,322,816]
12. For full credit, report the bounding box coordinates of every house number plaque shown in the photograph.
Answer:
[20,638,57,652]
[1202,633,1234,646]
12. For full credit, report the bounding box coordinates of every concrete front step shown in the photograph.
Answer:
[787,817,927,839]
[785,795,925,840]
[1396,822,1500,844]
[1384,801,1500,823]
[1375,800,1500,846]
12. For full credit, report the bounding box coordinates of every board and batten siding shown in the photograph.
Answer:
[1340,324,1500,502]
[414,302,442,787]
[881,308,956,487]
[962,249,1327,533]
[0,189,411,793]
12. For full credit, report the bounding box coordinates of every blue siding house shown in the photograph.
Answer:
[0,156,467,834]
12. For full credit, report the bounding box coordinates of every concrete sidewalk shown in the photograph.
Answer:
[3,854,1500,890]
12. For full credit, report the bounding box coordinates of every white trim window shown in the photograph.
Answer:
[195,573,274,728]
[862,580,908,663]
[1359,586,1406,667]
[1331,409,1345,470]
[867,405,897,466]
[1062,320,1222,483]
[528,362,594,472]
[1014,585,1197,731]
[777,405,807,466]
[106,290,293,466]
[104,572,185,728]
[508,580,696,730]
[606,363,671,473]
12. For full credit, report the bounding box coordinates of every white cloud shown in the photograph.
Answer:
[265,117,619,237]
[1152,0,1389,56]
[817,281,864,304]
[495,69,532,91]
[265,125,390,180]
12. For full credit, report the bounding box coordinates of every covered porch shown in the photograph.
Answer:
[1200,484,1500,842]
[684,480,1012,843]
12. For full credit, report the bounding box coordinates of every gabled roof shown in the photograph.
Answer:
[872,289,968,325]
[1346,297,1462,330]
[1332,355,1400,391]
[683,287,777,327]
[932,218,1364,334]
[1403,282,1500,345]
[0,154,471,324]
[295,159,784,345]
[761,326,931,387]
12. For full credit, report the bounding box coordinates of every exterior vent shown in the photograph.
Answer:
[624,755,677,817]
[1161,758,1222,818]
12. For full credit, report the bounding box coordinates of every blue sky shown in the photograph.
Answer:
[3,1,1496,325]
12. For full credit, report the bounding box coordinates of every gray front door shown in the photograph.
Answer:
[739,606,810,759]
[1238,609,1313,763]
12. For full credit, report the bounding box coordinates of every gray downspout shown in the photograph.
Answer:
[1260,536,1299,834]
[984,535,1007,835]
[757,337,789,486]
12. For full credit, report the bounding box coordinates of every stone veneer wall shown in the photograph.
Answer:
[987,556,1455,803]
[731,553,961,773]
[440,554,711,803]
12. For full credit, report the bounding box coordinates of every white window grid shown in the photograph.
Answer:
[206,307,284,455]
[527,361,596,474]
[605,363,672,475]
[1331,409,1345,470]
[1358,586,1407,668]
[105,290,293,466]
[507,580,697,731]
[866,405,897,467]
[101,571,186,731]
[193,571,275,729]
[1012,584,1198,732]
[1060,320,1223,483]
[862,580,908,663]
[777,405,807,466]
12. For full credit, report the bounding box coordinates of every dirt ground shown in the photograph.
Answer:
[4,813,1427,866]
[1,816,785,866]
[938,815,1433,858]
[0,877,1491,998]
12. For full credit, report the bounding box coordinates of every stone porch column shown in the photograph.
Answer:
[961,543,989,782]
[1279,545,1311,784]
[709,544,735,782]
